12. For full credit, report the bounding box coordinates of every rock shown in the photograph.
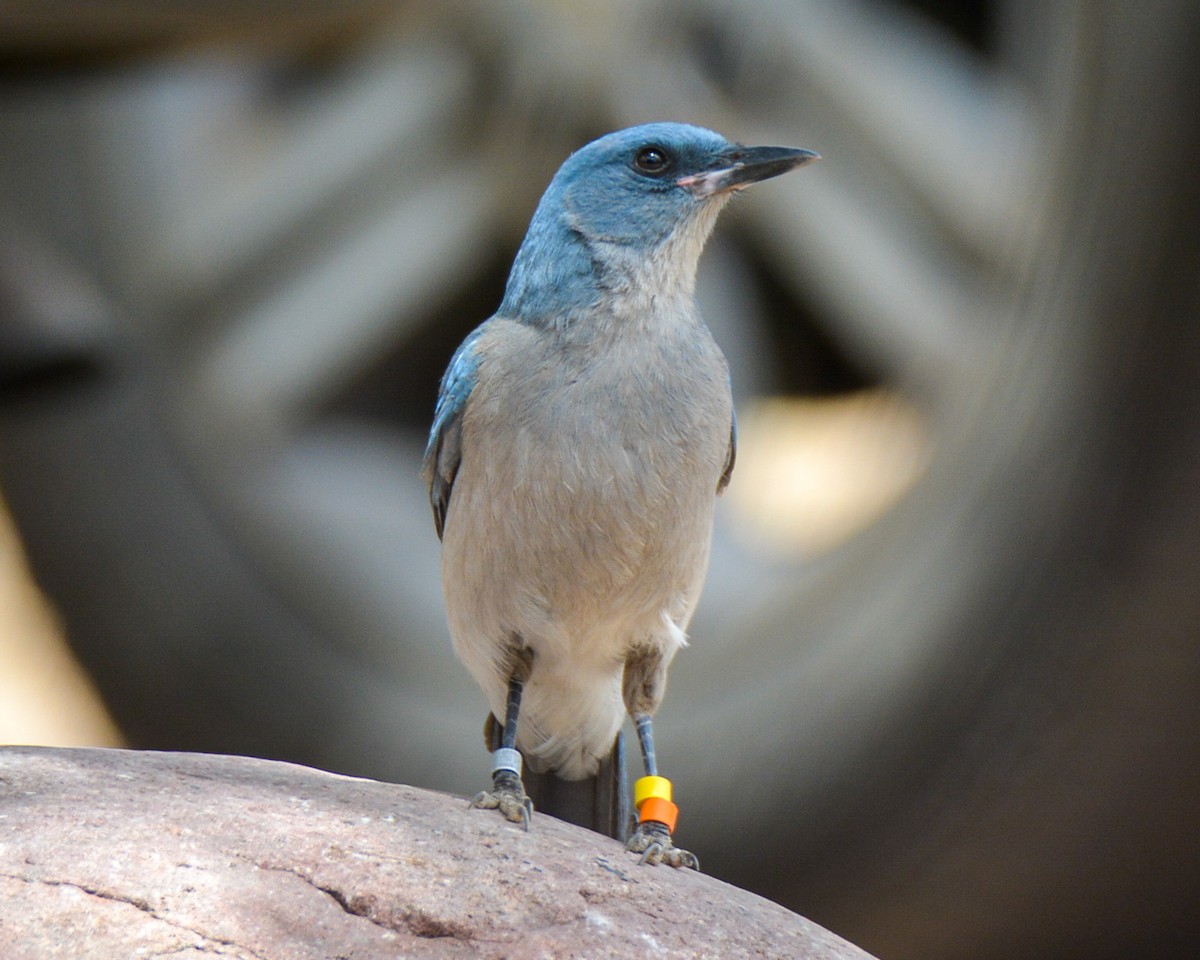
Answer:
[0,747,874,959]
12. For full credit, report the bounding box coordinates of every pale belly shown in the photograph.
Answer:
[438,316,732,776]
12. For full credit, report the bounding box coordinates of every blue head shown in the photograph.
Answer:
[498,122,818,325]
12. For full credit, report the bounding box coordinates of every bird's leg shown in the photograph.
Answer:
[625,713,698,869]
[470,649,534,829]
[622,651,699,870]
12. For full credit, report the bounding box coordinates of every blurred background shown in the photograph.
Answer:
[1,1,1198,958]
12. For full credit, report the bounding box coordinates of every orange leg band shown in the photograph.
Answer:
[637,796,679,834]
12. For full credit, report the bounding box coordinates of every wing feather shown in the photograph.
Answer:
[717,406,737,495]
[423,326,485,539]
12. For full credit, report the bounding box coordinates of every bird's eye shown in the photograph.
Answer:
[633,145,672,176]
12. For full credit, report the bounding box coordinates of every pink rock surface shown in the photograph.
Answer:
[0,747,874,959]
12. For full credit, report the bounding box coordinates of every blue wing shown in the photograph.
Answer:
[424,325,484,539]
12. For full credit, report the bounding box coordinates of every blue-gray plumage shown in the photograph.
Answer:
[424,122,817,866]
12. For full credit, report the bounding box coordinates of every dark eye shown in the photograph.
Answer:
[633,145,672,176]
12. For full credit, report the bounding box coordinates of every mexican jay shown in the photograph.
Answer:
[425,121,817,867]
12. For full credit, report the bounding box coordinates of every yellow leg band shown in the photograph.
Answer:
[633,775,673,809]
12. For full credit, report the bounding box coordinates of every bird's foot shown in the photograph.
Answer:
[625,820,699,870]
[469,770,533,830]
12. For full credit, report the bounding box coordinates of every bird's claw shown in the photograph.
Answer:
[469,785,533,830]
[625,821,699,870]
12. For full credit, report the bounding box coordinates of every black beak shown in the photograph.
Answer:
[678,145,820,197]
[723,145,821,188]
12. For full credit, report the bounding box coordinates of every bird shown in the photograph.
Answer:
[424,122,818,868]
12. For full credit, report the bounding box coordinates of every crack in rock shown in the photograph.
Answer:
[0,872,268,960]
[238,856,476,942]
